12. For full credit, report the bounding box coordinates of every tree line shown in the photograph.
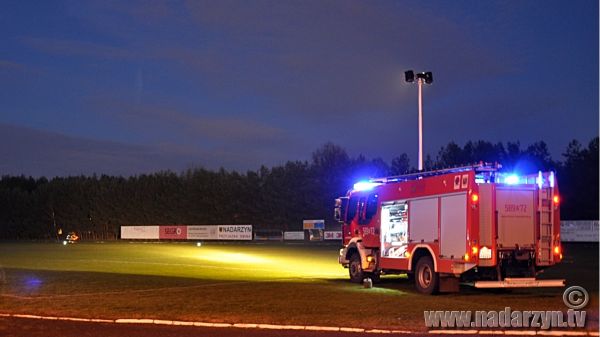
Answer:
[0,137,597,240]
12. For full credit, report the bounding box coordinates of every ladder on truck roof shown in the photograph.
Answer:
[369,162,501,184]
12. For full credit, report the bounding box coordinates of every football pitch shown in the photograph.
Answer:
[0,242,597,331]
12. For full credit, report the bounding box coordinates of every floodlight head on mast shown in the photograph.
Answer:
[423,71,433,84]
[408,71,433,84]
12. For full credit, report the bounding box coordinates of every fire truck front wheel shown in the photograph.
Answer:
[348,253,365,283]
[415,256,439,294]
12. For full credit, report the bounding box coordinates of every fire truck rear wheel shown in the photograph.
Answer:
[349,253,364,283]
[415,256,439,294]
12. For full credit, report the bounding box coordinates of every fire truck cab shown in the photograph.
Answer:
[335,163,564,294]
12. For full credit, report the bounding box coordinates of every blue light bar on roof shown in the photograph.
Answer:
[353,181,381,192]
[504,174,520,185]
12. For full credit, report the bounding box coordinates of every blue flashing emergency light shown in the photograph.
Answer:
[353,181,381,191]
[504,174,520,185]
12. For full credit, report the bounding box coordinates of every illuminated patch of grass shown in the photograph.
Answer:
[0,242,345,281]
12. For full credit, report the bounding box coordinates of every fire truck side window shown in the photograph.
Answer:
[358,195,378,225]
[365,194,379,220]
[346,196,359,221]
[357,197,367,224]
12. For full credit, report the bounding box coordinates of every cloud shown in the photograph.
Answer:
[50,1,511,121]
[0,123,196,177]
[0,59,26,70]
[81,96,308,169]
[175,1,511,120]
[86,97,286,144]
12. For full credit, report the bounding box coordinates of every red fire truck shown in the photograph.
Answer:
[335,163,564,294]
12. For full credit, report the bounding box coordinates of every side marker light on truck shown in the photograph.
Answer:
[553,195,559,204]
[553,246,560,255]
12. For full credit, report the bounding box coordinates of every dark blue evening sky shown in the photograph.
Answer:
[0,1,598,177]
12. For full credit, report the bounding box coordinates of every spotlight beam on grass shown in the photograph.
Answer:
[0,243,346,281]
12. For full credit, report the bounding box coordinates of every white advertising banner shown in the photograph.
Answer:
[187,225,219,240]
[121,226,159,239]
[561,221,599,242]
[217,225,253,240]
[324,231,342,240]
[284,231,305,240]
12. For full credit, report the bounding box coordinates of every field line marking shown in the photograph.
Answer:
[427,330,595,336]
[504,331,536,336]
[340,327,366,332]
[172,320,195,326]
[193,322,216,327]
[4,312,597,336]
[90,318,114,323]
[116,318,154,324]
[428,330,478,334]
[57,317,92,322]
[233,323,258,328]
[536,332,591,336]
[152,319,174,325]
[305,325,340,331]
[3,312,419,334]
[477,331,506,335]
[12,314,45,319]
[256,323,302,330]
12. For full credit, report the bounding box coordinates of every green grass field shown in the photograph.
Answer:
[0,242,597,331]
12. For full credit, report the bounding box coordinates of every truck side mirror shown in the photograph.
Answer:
[334,199,342,222]
[334,197,349,223]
